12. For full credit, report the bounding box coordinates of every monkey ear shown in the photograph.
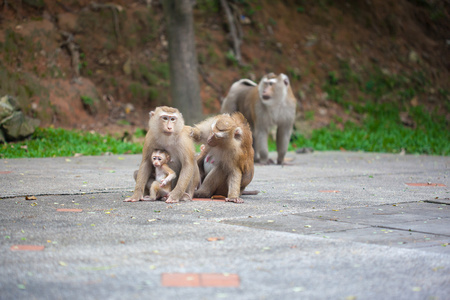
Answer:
[149,111,155,118]
[234,127,243,139]
[281,73,290,86]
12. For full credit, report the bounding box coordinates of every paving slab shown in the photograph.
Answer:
[0,151,449,300]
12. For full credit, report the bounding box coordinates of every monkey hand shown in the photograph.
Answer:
[226,197,244,204]
[186,126,196,139]
[160,179,167,187]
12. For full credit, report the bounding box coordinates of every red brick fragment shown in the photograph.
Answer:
[10,245,45,251]
[161,273,200,287]
[56,208,83,212]
[405,183,446,187]
[161,273,240,287]
[0,171,12,174]
[200,273,240,287]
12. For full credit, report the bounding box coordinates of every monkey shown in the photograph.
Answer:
[191,112,254,203]
[124,106,200,203]
[221,73,297,165]
[147,150,176,201]
[197,144,215,182]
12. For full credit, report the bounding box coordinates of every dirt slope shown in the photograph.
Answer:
[0,0,448,136]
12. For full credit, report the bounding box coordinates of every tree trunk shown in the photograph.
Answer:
[163,0,202,125]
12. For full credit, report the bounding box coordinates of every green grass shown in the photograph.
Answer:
[292,62,449,156]
[273,104,449,156]
[1,128,143,158]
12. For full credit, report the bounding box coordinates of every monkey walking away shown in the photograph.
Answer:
[191,112,254,203]
[221,73,297,165]
[124,106,200,203]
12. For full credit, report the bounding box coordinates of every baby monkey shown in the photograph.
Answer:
[148,149,176,201]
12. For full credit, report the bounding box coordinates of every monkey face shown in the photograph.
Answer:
[258,73,290,103]
[160,114,178,134]
[152,155,163,167]
[207,132,220,147]
[208,118,233,147]
[259,77,277,101]
[207,116,244,147]
[261,81,274,100]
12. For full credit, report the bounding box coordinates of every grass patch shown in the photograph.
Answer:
[1,128,143,158]
[300,62,449,156]
[279,104,449,155]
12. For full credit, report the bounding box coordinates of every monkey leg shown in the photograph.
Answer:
[142,181,160,201]
[254,129,270,164]
[226,170,244,203]
[125,162,154,201]
[194,168,223,198]
[276,124,293,165]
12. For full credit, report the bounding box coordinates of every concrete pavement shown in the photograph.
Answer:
[0,151,449,299]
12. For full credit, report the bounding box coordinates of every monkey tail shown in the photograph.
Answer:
[239,79,257,87]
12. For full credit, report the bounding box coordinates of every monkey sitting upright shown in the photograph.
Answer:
[124,106,200,203]
[191,112,254,203]
[148,150,176,201]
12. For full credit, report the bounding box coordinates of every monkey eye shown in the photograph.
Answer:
[158,158,162,161]
[170,117,176,122]
[152,156,157,160]
[162,116,168,121]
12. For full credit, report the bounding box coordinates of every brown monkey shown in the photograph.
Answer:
[221,73,297,165]
[124,106,200,203]
[147,150,176,201]
[197,144,215,182]
[191,112,254,203]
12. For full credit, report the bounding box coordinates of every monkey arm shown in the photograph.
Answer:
[166,137,197,201]
[227,168,243,201]
[161,164,176,186]
[191,117,216,143]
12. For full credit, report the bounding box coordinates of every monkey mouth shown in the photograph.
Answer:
[262,95,271,100]
[207,137,217,147]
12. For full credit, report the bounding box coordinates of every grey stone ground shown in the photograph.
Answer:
[0,151,449,300]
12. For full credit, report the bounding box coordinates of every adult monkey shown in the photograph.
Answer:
[191,112,254,203]
[124,106,200,203]
[221,73,297,165]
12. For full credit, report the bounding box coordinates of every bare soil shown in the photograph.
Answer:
[0,0,448,138]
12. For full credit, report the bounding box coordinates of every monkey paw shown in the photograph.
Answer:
[226,197,244,204]
[141,195,157,201]
[124,197,140,202]
[165,195,180,203]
